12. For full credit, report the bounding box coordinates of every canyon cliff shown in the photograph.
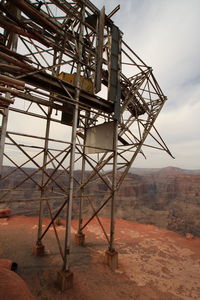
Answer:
[0,166,200,236]
[116,167,200,236]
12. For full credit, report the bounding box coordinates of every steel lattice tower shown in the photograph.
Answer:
[0,0,172,289]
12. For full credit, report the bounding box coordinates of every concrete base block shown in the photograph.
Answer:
[57,270,73,291]
[105,250,118,270]
[32,243,45,256]
[75,232,85,246]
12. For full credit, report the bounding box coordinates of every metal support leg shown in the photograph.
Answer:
[34,109,51,256]
[0,108,9,177]
[0,5,19,177]
[75,127,87,246]
[57,4,85,291]
[33,185,45,256]
[105,120,118,270]
[34,45,59,255]
[63,104,79,271]
[57,103,78,291]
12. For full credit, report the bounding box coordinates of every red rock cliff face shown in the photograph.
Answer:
[116,170,200,236]
[1,167,200,236]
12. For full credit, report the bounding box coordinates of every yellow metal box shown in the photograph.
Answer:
[58,72,93,94]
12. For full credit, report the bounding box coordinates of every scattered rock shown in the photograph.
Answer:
[0,259,18,271]
[0,208,11,218]
[185,233,194,240]
[0,268,36,299]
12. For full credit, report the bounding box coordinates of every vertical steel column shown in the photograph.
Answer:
[78,133,86,234]
[75,116,89,246]
[62,4,85,272]
[109,120,118,251]
[36,50,58,250]
[77,111,89,236]
[0,108,9,177]
[95,6,105,93]
[109,24,121,251]
[36,107,52,248]
[106,22,121,268]
[0,4,19,177]
[62,105,79,271]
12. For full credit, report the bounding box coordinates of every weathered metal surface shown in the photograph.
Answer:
[0,51,34,71]
[0,0,172,284]
[0,74,24,89]
[108,25,121,120]
[0,96,14,105]
[85,122,114,154]
[58,72,94,94]
[9,0,58,33]
[95,6,105,93]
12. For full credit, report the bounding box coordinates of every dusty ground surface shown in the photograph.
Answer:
[0,216,200,300]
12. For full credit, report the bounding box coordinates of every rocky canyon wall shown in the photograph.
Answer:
[1,166,200,236]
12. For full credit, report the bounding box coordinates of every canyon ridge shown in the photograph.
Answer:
[0,166,200,236]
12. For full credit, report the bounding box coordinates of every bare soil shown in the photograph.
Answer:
[0,216,200,300]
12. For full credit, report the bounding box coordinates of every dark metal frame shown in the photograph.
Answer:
[0,0,172,275]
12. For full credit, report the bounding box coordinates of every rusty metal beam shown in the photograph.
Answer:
[0,0,171,283]
[0,74,24,89]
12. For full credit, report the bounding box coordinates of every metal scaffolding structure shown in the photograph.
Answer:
[0,0,172,289]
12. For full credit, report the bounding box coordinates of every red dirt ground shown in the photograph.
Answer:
[0,216,200,300]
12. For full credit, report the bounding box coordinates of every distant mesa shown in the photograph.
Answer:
[158,166,186,174]
[130,166,200,175]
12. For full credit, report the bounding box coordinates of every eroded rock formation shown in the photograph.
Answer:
[1,166,200,236]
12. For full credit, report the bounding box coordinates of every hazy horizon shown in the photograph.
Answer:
[2,164,200,171]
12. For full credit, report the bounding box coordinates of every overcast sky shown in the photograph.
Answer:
[92,0,200,170]
[4,0,200,170]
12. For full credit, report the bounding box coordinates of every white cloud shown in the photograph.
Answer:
[157,100,200,143]
[3,0,200,170]
[93,0,200,169]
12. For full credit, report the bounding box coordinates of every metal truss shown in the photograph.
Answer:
[0,0,172,282]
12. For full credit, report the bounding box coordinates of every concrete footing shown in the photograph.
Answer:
[74,232,85,246]
[32,243,45,256]
[57,270,73,291]
[105,250,118,270]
